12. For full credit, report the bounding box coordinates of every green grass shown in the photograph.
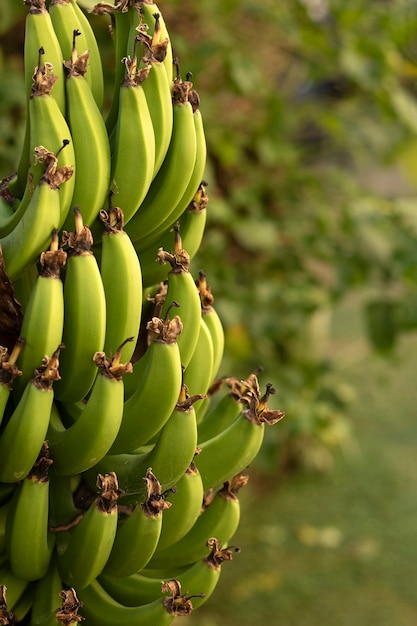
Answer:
[186,293,417,625]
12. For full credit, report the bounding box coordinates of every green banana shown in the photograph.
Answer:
[137,181,208,289]
[49,0,103,108]
[48,345,132,476]
[137,1,173,84]
[0,339,24,427]
[103,51,155,229]
[99,205,142,364]
[60,34,111,231]
[10,54,76,235]
[137,14,173,177]
[109,309,183,454]
[29,557,64,626]
[55,472,120,590]
[100,0,134,135]
[69,0,105,109]
[156,457,204,551]
[77,579,189,625]
[13,230,66,399]
[53,208,106,404]
[5,444,55,582]
[197,270,225,381]
[197,378,244,443]
[0,348,61,483]
[183,315,214,400]
[102,468,171,577]
[148,474,248,569]
[124,78,197,247]
[135,87,207,253]
[10,0,66,199]
[48,463,83,529]
[100,541,239,609]
[196,378,285,490]
[0,565,30,617]
[158,226,203,368]
[8,580,36,623]
[85,383,201,505]
[0,148,73,282]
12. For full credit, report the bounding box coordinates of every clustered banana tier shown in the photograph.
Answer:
[0,1,285,624]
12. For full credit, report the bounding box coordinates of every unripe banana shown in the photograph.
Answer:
[136,87,207,252]
[196,378,285,490]
[103,52,155,229]
[148,474,248,569]
[156,457,204,551]
[100,540,239,609]
[137,14,173,177]
[158,226,203,368]
[5,444,55,581]
[69,0,105,108]
[49,0,103,108]
[13,230,66,399]
[0,565,30,616]
[29,557,64,626]
[138,182,208,288]
[124,78,197,246]
[183,315,214,400]
[99,205,142,364]
[197,378,244,443]
[60,34,111,230]
[109,309,183,454]
[196,270,225,381]
[85,383,201,505]
[0,150,73,282]
[55,472,120,590]
[53,208,106,404]
[0,339,24,427]
[10,0,66,199]
[0,348,61,483]
[102,468,171,577]
[137,0,173,84]
[77,579,191,625]
[48,345,132,475]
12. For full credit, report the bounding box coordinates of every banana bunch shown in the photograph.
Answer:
[0,0,285,623]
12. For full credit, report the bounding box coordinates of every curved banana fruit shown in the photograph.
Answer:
[0,150,73,283]
[29,557,64,626]
[137,181,208,288]
[109,310,183,454]
[48,346,132,476]
[137,1,173,84]
[99,205,142,364]
[157,457,204,551]
[11,0,66,199]
[53,208,106,404]
[0,348,61,483]
[136,87,207,252]
[124,78,197,247]
[148,474,247,569]
[61,34,111,230]
[49,0,103,108]
[102,468,170,577]
[69,0,105,109]
[5,444,55,582]
[56,472,120,590]
[196,270,225,381]
[0,564,30,617]
[85,383,201,504]
[137,15,173,177]
[0,339,24,427]
[77,578,193,625]
[197,379,244,443]
[13,230,66,399]
[183,315,214,401]
[158,227,202,368]
[100,540,238,609]
[196,378,285,490]
[105,52,155,227]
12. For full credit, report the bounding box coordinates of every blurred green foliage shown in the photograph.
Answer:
[1,0,417,474]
